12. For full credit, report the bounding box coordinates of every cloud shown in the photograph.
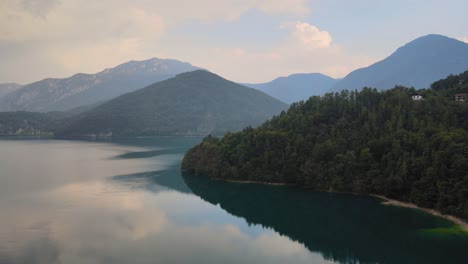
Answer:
[281,21,332,49]
[0,0,310,83]
[0,1,373,84]
[149,0,310,23]
[189,22,376,82]
[19,0,60,18]
[0,1,167,81]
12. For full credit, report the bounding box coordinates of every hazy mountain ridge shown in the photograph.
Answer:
[0,83,22,99]
[244,73,338,104]
[0,58,201,112]
[331,34,468,92]
[56,70,288,137]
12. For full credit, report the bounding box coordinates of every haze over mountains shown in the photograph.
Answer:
[0,58,200,112]
[0,83,22,99]
[244,73,338,104]
[0,34,467,118]
[241,35,468,103]
[330,34,468,92]
[56,70,288,137]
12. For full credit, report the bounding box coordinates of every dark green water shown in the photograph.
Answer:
[0,138,466,264]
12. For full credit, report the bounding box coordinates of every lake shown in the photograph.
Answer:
[0,138,466,264]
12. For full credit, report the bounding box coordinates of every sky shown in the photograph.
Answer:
[1,0,467,84]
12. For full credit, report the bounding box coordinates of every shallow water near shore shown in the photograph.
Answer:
[0,137,466,264]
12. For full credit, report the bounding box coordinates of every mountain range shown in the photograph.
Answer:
[0,83,22,99]
[0,58,200,112]
[330,34,468,92]
[0,34,467,115]
[55,70,288,137]
[246,35,468,102]
[244,73,338,104]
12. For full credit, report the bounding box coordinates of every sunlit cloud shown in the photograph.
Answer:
[281,21,332,49]
[0,0,312,83]
[192,21,376,82]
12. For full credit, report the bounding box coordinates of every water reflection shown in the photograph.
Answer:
[112,165,193,194]
[0,138,335,264]
[182,174,468,264]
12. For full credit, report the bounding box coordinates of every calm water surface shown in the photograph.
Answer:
[0,138,466,264]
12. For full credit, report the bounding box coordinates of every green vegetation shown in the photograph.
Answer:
[56,70,287,137]
[420,225,468,237]
[0,111,66,136]
[182,71,468,221]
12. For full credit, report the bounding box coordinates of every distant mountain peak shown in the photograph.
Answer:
[0,58,201,112]
[56,71,287,137]
[330,34,468,92]
[395,34,466,53]
[173,69,216,78]
[245,73,337,104]
[409,34,457,42]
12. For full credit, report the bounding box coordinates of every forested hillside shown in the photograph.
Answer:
[183,71,468,220]
[0,112,66,135]
[56,70,288,137]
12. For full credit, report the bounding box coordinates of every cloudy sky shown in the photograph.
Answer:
[1,0,467,84]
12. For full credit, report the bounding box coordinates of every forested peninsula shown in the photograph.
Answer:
[182,71,468,221]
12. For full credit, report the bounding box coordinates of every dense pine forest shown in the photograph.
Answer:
[182,71,468,220]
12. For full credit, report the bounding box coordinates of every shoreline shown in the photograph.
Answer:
[370,194,468,231]
[210,178,468,231]
[222,179,294,186]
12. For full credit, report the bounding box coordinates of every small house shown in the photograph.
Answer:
[454,93,467,102]
[411,94,423,101]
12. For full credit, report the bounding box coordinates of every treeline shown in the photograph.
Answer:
[54,70,287,138]
[0,111,65,135]
[182,71,468,220]
[0,103,98,136]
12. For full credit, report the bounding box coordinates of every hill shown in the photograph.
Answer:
[56,70,288,137]
[245,73,337,104]
[183,71,468,221]
[0,83,22,99]
[0,111,67,136]
[331,34,468,91]
[0,58,200,112]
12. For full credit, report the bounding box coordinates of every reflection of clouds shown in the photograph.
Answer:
[1,179,334,264]
[0,140,174,195]
[0,140,334,263]
[47,181,167,241]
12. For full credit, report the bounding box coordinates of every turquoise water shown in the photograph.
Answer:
[0,138,466,264]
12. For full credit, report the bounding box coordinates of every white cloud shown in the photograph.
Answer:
[281,21,332,49]
[188,22,376,82]
[0,1,374,84]
[0,0,311,83]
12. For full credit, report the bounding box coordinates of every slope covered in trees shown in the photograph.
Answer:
[183,71,468,220]
[56,70,288,137]
[0,111,66,135]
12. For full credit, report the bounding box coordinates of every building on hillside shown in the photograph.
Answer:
[411,94,423,101]
[454,93,467,102]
